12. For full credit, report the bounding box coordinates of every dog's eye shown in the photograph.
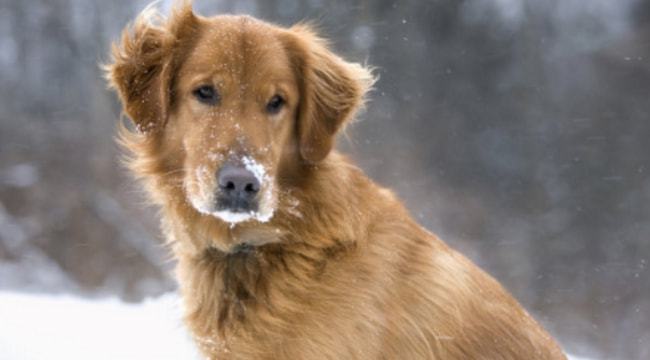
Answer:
[266,95,285,115]
[193,85,219,105]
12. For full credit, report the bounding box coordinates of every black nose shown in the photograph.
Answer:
[216,165,260,212]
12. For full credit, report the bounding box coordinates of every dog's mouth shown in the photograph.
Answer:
[212,193,274,225]
[186,156,276,224]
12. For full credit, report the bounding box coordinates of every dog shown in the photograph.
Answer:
[106,2,566,359]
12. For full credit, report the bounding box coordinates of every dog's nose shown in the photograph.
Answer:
[217,165,260,211]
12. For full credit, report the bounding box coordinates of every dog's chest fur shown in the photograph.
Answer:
[178,229,358,358]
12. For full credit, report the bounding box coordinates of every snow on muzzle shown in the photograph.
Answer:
[187,156,276,224]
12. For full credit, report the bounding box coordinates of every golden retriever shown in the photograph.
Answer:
[106,2,566,359]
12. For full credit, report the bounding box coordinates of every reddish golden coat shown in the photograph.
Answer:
[106,2,566,359]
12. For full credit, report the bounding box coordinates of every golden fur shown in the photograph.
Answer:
[105,2,566,359]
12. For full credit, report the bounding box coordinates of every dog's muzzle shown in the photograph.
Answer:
[215,164,260,213]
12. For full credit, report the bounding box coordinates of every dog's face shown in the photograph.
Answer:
[107,5,372,228]
[173,17,299,223]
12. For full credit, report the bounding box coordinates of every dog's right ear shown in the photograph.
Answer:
[105,3,198,133]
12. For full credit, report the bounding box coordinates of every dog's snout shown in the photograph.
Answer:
[217,165,260,212]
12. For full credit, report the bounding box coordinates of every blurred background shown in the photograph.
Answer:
[0,0,648,358]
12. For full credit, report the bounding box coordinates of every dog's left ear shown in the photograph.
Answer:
[282,25,375,163]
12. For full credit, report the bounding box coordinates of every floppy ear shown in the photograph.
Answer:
[283,25,375,163]
[105,3,198,133]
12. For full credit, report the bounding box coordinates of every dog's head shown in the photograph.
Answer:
[106,2,373,228]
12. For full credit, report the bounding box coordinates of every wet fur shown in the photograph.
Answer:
[105,2,566,359]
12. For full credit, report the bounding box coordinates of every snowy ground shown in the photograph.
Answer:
[0,291,200,360]
[0,291,592,360]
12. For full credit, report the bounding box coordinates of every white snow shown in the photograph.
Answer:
[568,355,596,360]
[212,202,274,224]
[0,291,592,360]
[213,209,259,224]
[241,155,267,185]
[0,291,200,360]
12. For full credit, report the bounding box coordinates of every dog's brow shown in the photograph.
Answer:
[182,73,222,88]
